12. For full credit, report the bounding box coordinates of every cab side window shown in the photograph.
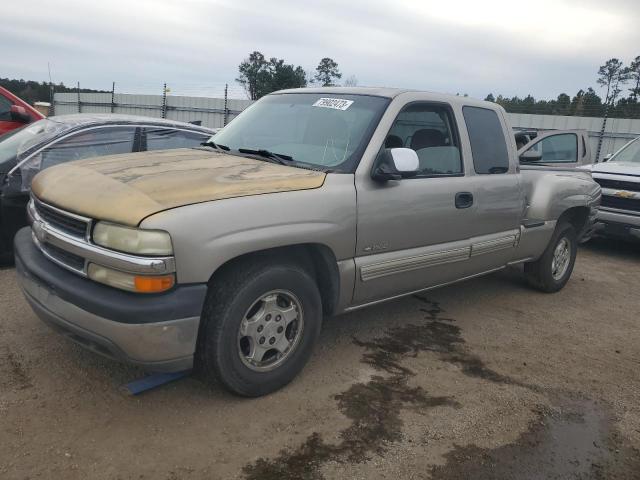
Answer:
[385,103,462,177]
[526,133,578,163]
[144,128,209,151]
[0,95,13,121]
[40,127,136,169]
[463,106,510,174]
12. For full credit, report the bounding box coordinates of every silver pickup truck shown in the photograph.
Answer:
[14,88,600,396]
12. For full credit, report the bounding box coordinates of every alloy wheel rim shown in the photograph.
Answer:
[551,237,571,281]
[237,289,304,372]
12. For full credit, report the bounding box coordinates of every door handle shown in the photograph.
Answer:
[455,192,474,209]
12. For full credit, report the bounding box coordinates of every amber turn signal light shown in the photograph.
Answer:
[134,274,175,293]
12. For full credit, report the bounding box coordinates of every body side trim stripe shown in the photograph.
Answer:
[359,230,520,282]
[360,247,470,281]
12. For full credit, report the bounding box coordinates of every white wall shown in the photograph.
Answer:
[53,92,253,129]
[507,113,640,158]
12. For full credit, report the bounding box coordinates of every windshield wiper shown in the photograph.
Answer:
[237,148,293,165]
[200,140,230,151]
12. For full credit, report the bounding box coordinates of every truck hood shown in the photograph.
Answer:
[31,148,326,226]
[590,162,640,177]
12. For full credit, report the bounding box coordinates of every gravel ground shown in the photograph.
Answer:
[1,238,639,479]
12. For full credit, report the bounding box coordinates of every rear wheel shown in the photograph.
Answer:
[197,258,322,397]
[525,221,577,293]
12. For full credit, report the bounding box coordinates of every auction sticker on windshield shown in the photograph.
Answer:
[312,98,354,111]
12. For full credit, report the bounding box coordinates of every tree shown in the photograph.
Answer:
[343,75,358,87]
[628,56,640,101]
[268,58,307,92]
[597,58,630,106]
[0,78,107,105]
[484,93,495,102]
[556,93,571,115]
[236,51,270,100]
[314,58,342,86]
[236,51,307,100]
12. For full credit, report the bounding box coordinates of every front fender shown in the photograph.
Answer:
[140,174,357,284]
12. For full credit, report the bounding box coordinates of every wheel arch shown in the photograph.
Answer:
[206,243,342,317]
[557,205,591,237]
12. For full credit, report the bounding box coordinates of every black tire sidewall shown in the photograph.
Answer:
[541,223,577,290]
[204,264,322,396]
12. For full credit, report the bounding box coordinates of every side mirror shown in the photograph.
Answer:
[10,105,31,123]
[372,148,419,181]
[601,153,613,163]
[519,150,542,162]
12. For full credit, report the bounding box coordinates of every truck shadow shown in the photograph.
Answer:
[581,237,640,261]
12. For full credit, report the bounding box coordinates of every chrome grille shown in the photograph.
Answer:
[594,178,640,192]
[600,195,640,213]
[33,198,90,239]
[28,196,175,279]
[40,242,86,272]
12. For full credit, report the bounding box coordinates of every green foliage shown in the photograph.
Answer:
[628,56,640,101]
[597,58,631,105]
[314,58,342,87]
[0,78,107,105]
[486,57,640,119]
[236,51,307,100]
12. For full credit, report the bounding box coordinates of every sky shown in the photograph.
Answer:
[2,0,639,100]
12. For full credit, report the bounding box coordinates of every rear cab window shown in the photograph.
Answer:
[462,106,510,174]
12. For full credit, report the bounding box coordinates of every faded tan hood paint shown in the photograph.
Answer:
[31,149,326,226]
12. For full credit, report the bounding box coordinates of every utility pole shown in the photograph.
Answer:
[111,82,115,113]
[48,62,55,116]
[161,83,168,119]
[595,105,609,163]
[224,83,229,126]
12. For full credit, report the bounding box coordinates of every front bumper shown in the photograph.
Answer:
[595,208,640,241]
[14,227,208,372]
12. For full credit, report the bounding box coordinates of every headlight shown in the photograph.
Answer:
[93,222,173,256]
[88,264,175,293]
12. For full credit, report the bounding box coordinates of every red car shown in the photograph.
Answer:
[0,86,45,135]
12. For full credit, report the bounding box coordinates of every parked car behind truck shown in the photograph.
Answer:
[0,114,214,263]
[590,136,640,241]
[517,129,592,168]
[0,86,45,135]
[15,88,600,396]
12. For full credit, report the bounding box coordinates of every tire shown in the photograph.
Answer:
[197,257,322,397]
[524,221,577,293]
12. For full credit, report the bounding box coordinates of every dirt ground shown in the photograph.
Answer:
[1,238,639,480]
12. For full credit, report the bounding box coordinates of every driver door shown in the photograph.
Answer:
[353,102,477,305]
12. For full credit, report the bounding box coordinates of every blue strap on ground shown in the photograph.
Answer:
[122,370,191,395]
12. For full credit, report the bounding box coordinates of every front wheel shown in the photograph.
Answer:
[524,221,577,293]
[197,259,322,397]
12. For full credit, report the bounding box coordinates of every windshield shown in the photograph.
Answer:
[611,137,640,164]
[209,93,390,172]
[0,119,68,172]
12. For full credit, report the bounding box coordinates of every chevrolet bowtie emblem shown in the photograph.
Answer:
[614,190,635,199]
